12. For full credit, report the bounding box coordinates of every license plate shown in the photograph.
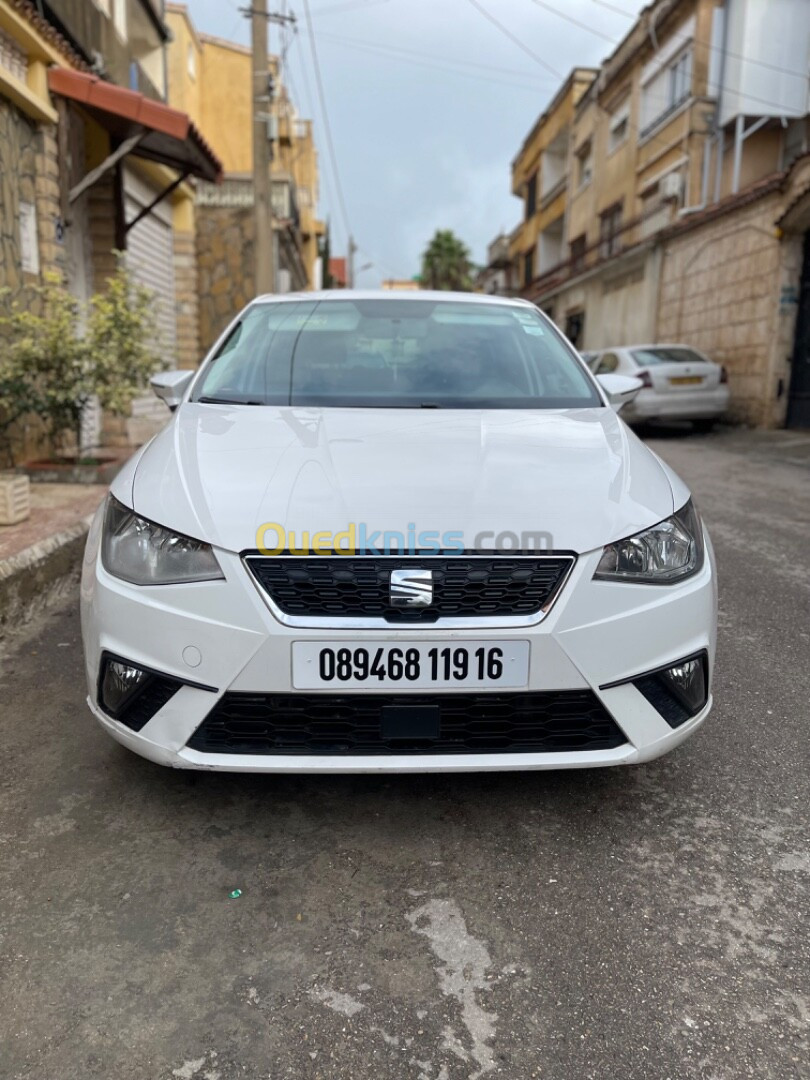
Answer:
[292,640,530,690]
[669,375,704,385]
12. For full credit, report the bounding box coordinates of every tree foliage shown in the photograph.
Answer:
[0,265,161,464]
[420,229,476,292]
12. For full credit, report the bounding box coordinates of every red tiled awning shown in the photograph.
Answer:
[48,68,223,184]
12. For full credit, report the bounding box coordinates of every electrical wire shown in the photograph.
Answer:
[310,0,394,18]
[310,28,557,84]
[301,0,353,245]
[584,0,810,82]
[304,29,560,91]
[464,0,565,81]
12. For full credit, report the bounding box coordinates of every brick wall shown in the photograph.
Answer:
[657,193,785,427]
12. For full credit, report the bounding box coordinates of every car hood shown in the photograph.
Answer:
[123,405,676,555]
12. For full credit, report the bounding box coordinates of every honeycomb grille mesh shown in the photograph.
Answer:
[245,555,574,623]
[187,690,625,755]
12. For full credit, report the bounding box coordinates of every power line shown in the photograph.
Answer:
[312,29,557,84]
[305,29,560,91]
[310,0,393,15]
[529,0,809,100]
[465,0,565,81]
[301,0,353,245]
[584,0,810,82]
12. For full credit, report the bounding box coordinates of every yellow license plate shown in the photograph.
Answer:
[670,375,704,386]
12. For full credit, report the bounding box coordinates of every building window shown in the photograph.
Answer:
[525,173,537,220]
[599,203,623,259]
[608,104,630,153]
[187,43,196,79]
[570,234,586,272]
[0,27,27,81]
[641,45,693,135]
[670,49,692,106]
[564,310,585,348]
[575,140,592,189]
[523,247,535,288]
[19,202,39,275]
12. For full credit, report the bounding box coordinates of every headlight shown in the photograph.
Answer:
[101,495,224,585]
[594,499,704,584]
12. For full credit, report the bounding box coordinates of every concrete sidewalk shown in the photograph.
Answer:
[0,483,106,639]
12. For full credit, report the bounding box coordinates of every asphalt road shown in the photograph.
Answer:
[1,427,809,1080]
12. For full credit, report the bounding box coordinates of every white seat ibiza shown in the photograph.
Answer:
[80,291,717,773]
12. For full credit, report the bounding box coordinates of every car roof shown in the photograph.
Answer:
[591,343,708,352]
[252,289,537,309]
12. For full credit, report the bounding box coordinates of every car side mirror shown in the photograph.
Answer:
[150,370,195,412]
[597,373,643,413]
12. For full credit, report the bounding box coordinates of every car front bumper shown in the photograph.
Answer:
[80,508,717,773]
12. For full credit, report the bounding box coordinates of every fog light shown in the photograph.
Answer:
[633,651,708,728]
[100,658,150,717]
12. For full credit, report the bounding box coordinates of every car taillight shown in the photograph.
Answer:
[637,370,653,388]
[720,366,728,384]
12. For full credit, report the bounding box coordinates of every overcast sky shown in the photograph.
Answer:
[185,0,645,285]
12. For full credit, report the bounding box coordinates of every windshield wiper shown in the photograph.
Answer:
[197,395,264,406]
[419,402,442,409]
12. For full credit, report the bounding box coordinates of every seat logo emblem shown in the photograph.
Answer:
[390,569,433,607]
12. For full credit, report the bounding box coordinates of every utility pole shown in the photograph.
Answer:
[244,3,296,295]
[348,235,357,289]
[250,0,274,295]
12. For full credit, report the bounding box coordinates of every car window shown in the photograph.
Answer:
[631,347,708,366]
[193,299,602,410]
[594,352,620,375]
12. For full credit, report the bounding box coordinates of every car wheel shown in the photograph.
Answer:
[693,418,716,433]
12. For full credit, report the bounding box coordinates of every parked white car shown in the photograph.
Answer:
[585,345,730,430]
[81,292,716,774]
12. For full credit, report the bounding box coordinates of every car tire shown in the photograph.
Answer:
[693,419,716,433]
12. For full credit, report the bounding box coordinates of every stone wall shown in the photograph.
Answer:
[173,228,199,368]
[0,101,64,464]
[196,204,253,354]
[656,193,785,427]
[0,100,63,302]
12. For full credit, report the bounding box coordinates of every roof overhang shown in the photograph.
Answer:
[48,68,223,185]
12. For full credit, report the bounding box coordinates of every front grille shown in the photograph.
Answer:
[118,677,182,732]
[186,690,625,755]
[244,554,575,623]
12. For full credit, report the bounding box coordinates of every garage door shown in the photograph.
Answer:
[123,168,176,441]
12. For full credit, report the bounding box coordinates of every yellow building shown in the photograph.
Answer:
[509,0,810,427]
[166,4,324,299]
[381,279,421,291]
[510,68,596,295]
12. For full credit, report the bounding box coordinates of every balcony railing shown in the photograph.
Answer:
[521,207,667,300]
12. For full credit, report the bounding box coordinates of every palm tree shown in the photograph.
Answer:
[420,230,476,291]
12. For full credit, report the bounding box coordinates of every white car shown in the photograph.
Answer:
[80,291,716,774]
[585,344,730,430]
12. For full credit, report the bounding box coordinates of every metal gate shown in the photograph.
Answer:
[787,231,810,428]
[123,168,176,441]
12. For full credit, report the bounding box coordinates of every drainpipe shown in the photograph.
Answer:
[713,0,730,204]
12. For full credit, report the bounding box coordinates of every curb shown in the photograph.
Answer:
[0,515,93,641]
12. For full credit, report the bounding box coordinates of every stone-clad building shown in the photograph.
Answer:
[0,0,223,457]
[0,2,81,309]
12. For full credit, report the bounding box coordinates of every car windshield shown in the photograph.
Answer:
[192,298,601,409]
[631,347,708,366]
